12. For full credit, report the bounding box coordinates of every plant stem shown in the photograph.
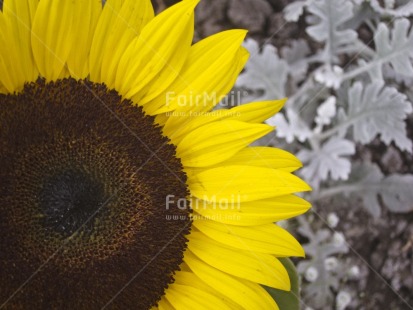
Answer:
[313,184,360,200]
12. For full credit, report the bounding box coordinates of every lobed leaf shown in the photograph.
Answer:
[297,138,355,188]
[306,0,357,61]
[375,18,413,76]
[236,39,288,103]
[347,81,412,152]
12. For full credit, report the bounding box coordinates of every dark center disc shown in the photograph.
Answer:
[0,78,191,310]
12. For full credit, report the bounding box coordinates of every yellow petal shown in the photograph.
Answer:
[172,270,242,309]
[188,232,290,289]
[186,145,302,177]
[115,0,198,99]
[192,195,310,226]
[157,298,174,310]
[67,0,101,79]
[2,0,38,86]
[161,47,248,132]
[99,0,154,87]
[165,284,232,310]
[144,29,247,113]
[177,120,273,167]
[165,99,285,144]
[229,99,286,123]
[184,250,279,309]
[193,219,304,256]
[88,0,123,81]
[0,82,8,94]
[0,14,20,93]
[169,47,249,115]
[218,146,303,172]
[31,0,75,80]
[189,165,311,202]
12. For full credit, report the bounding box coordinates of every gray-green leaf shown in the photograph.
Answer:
[347,81,412,152]
[264,258,300,310]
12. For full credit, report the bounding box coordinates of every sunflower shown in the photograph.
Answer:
[0,0,311,309]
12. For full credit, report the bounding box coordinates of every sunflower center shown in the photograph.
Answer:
[39,169,108,237]
[0,78,191,309]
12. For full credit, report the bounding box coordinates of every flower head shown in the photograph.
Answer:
[0,0,310,308]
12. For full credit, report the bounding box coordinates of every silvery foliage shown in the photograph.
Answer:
[237,40,288,101]
[295,217,353,309]
[280,214,360,309]
[236,0,413,218]
[236,3,413,307]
